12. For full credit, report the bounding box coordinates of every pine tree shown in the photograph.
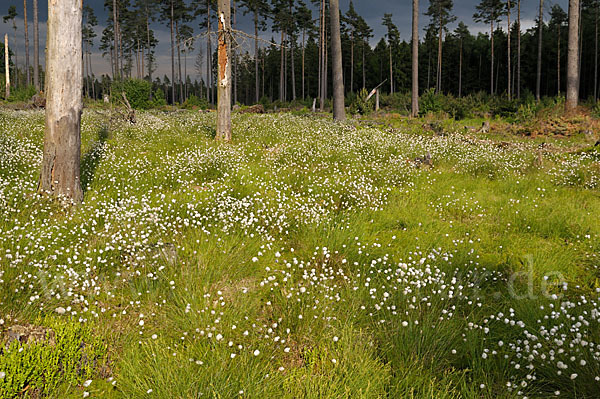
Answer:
[425,0,456,93]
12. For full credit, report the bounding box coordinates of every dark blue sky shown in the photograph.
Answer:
[1,0,568,78]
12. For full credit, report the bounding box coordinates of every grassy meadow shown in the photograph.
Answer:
[1,109,600,398]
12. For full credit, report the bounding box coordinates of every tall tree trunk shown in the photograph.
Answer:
[23,0,30,86]
[302,29,306,99]
[412,0,419,116]
[207,2,212,103]
[390,43,394,94]
[320,0,325,110]
[11,23,18,89]
[113,0,118,79]
[507,0,511,100]
[362,41,365,89]
[459,38,463,98]
[566,0,580,112]
[595,0,598,101]
[254,10,259,103]
[85,38,90,97]
[89,49,95,99]
[170,0,176,104]
[39,0,83,203]
[536,0,543,102]
[330,0,345,121]
[437,8,442,93]
[4,34,10,98]
[280,30,285,101]
[233,0,237,105]
[291,39,296,100]
[490,20,494,95]
[216,0,232,141]
[350,31,354,93]
[558,21,561,95]
[33,0,39,90]
[176,20,184,103]
[517,0,521,98]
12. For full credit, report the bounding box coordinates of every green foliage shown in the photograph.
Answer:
[0,318,107,398]
[151,88,167,107]
[419,88,443,116]
[111,79,152,110]
[182,94,208,109]
[8,85,37,102]
[350,88,374,115]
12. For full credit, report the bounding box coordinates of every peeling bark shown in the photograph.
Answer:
[38,0,83,203]
[216,0,232,142]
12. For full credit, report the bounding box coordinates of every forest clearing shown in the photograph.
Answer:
[1,108,600,397]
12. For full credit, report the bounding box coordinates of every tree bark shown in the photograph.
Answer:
[558,21,561,95]
[507,0,511,100]
[113,0,119,79]
[437,7,442,93]
[217,0,232,141]
[412,0,419,117]
[176,20,184,103]
[207,1,212,103]
[170,0,176,104]
[459,38,463,98]
[4,34,9,98]
[254,10,259,103]
[23,0,30,86]
[330,0,345,121]
[33,0,39,90]
[536,0,543,102]
[595,0,598,101]
[566,0,580,112]
[302,28,305,99]
[490,20,494,95]
[517,0,521,98]
[39,0,83,203]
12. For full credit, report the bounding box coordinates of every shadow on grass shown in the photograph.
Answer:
[81,126,110,194]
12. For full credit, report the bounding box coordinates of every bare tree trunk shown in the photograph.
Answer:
[89,49,95,99]
[566,0,580,112]
[23,0,30,86]
[330,0,345,121]
[350,31,354,93]
[113,0,119,79]
[216,0,232,141]
[33,0,39,90]
[558,22,561,95]
[459,38,463,98]
[390,43,394,94]
[233,0,237,105]
[39,0,83,203]
[517,0,521,98]
[170,0,176,104]
[4,34,9,98]
[595,0,598,101]
[207,2,212,103]
[146,5,152,86]
[412,0,419,117]
[254,10,259,103]
[490,20,494,95]
[176,20,184,103]
[507,0,511,100]
[302,29,306,99]
[362,41,365,89]
[319,0,327,112]
[536,0,543,102]
[280,30,285,101]
[437,9,442,93]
